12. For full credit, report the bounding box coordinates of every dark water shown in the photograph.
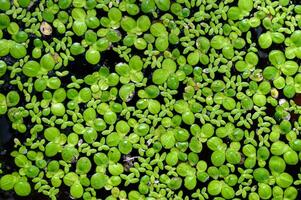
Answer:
[0,116,13,146]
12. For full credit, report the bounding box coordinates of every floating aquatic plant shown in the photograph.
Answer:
[0,0,301,200]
